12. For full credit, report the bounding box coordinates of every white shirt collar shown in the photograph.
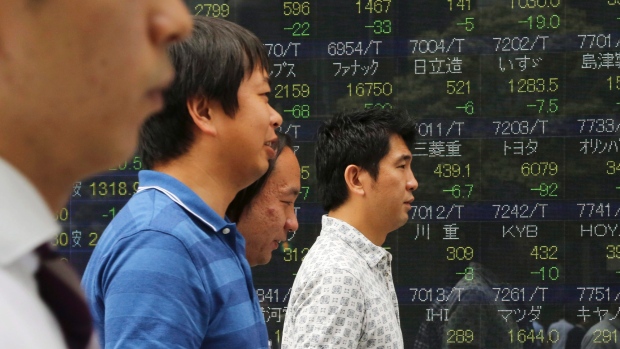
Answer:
[0,158,58,266]
[321,215,390,268]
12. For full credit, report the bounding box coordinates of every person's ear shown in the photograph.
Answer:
[186,95,217,136]
[343,164,368,197]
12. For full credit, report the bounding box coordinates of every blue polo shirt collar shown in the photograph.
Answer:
[136,170,234,234]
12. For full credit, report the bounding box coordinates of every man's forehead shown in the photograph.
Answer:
[245,67,270,84]
[386,138,412,157]
[273,152,300,196]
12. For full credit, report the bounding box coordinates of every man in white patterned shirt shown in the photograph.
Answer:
[282,108,418,349]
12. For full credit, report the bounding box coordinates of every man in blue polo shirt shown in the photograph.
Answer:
[81,17,282,348]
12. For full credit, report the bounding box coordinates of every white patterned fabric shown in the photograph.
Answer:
[282,215,403,349]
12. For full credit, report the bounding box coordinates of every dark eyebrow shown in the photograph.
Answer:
[285,186,300,197]
[397,154,413,162]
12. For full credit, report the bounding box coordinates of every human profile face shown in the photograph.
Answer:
[236,147,300,266]
[366,135,418,233]
[0,0,192,173]
[215,68,284,189]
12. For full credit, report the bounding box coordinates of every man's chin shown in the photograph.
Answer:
[393,214,409,231]
[256,159,270,176]
[263,253,273,264]
[255,256,272,267]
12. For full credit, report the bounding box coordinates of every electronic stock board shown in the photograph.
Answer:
[56,1,620,347]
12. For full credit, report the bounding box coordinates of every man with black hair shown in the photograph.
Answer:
[282,108,418,349]
[227,132,301,267]
[82,17,282,348]
[0,1,191,348]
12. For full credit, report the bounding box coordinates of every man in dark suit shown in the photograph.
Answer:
[0,1,191,347]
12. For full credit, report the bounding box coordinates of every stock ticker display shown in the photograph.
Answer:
[56,1,620,347]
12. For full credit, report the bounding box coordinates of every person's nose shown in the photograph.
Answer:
[149,0,193,46]
[285,216,299,233]
[270,105,283,129]
[407,169,418,192]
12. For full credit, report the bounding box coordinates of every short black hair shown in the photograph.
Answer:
[315,108,417,212]
[227,132,294,222]
[138,16,270,169]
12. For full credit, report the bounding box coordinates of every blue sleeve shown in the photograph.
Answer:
[100,230,209,349]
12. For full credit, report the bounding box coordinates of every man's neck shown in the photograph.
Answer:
[154,156,239,218]
[328,205,387,246]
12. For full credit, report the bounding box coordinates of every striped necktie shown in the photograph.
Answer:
[34,243,95,349]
